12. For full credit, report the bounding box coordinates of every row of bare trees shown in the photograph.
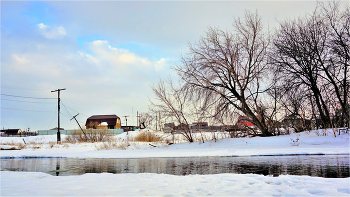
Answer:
[270,2,349,130]
[150,2,349,141]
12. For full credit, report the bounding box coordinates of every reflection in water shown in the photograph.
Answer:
[1,155,349,178]
[56,160,60,176]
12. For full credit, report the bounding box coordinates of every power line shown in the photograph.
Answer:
[1,107,54,113]
[61,100,89,117]
[1,94,55,99]
[60,101,87,125]
[61,102,73,117]
[45,108,57,130]
[1,98,56,104]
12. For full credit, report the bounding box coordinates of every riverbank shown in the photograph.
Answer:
[0,129,349,158]
[1,129,349,196]
[1,171,349,196]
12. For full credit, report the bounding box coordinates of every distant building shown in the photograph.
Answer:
[237,116,254,127]
[164,123,175,133]
[190,122,209,130]
[85,115,121,129]
[0,129,22,135]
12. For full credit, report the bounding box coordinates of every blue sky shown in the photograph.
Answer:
[1,1,341,131]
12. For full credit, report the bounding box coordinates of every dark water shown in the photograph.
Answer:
[1,155,349,178]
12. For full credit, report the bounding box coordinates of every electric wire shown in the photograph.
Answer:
[60,101,86,125]
[45,108,57,130]
[61,100,89,117]
[1,107,54,113]
[1,94,55,99]
[1,98,56,104]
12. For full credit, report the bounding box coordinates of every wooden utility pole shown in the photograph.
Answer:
[159,112,161,131]
[123,115,129,145]
[51,88,65,143]
[155,114,158,131]
[123,116,129,127]
[70,113,88,140]
[136,111,140,128]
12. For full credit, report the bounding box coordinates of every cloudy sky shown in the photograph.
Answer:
[1,1,340,131]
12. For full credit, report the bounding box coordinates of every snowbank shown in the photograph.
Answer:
[1,171,349,196]
[0,129,348,158]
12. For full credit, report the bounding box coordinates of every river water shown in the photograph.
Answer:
[1,155,349,178]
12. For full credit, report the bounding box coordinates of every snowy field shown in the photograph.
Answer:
[1,129,349,196]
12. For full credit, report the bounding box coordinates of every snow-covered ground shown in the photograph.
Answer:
[1,129,349,196]
[1,172,349,196]
[0,129,349,158]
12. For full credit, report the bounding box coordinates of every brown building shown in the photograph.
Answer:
[85,115,121,129]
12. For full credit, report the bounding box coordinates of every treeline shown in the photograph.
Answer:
[149,2,349,140]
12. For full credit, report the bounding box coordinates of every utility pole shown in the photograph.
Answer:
[136,111,140,129]
[123,116,129,127]
[70,113,88,141]
[155,114,158,131]
[159,112,161,132]
[123,115,129,145]
[51,88,66,143]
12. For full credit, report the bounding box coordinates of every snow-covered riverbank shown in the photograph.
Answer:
[1,129,349,196]
[0,129,349,158]
[1,171,349,196]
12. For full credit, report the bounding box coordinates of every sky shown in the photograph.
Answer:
[1,1,345,131]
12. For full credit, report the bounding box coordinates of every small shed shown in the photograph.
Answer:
[86,115,121,129]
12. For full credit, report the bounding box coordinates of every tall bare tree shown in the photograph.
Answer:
[270,2,349,128]
[175,11,273,136]
[320,2,350,127]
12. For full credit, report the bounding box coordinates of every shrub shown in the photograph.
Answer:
[132,131,163,142]
[64,128,113,143]
[95,141,129,150]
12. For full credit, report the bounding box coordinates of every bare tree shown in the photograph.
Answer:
[270,2,349,128]
[320,2,350,127]
[175,11,273,136]
[139,112,153,129]
[150,79,195,142]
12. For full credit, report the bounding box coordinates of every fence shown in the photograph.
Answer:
[37,129,124,135]
[0,132,37,137]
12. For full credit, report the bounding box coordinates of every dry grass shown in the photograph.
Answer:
[95,140,129,150]
[64,128,113,143]
[131,131,163,142]
[171,131,231,143]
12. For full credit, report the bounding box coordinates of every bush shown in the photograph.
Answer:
[64,128,113,143]
[95,141,129,150]
[132,131,163,142]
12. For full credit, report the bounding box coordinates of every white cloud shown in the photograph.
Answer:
[37,23,49,30]
[37,23,66,39]
[11,54,28,64]
[85,40,153,70]
[155,58,168,71]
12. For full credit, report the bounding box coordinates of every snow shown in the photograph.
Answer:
[1,129,349,196]
[1,172,349,196]
[0,129,348,158]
